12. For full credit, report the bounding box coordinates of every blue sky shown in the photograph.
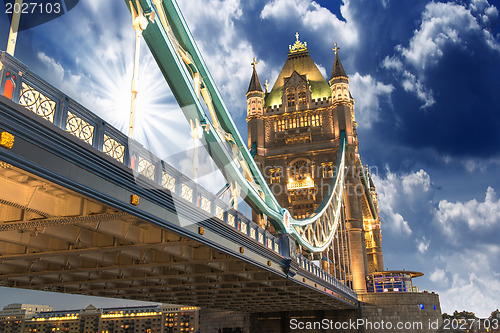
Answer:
[0,0,499,317]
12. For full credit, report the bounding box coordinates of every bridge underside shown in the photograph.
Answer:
[0,162,352,312]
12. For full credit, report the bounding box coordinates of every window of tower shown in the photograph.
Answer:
[322,163,334,178]
[299,115,307,127]
[276,118,287,132]
[297,85,307,105]
[286,88,295,107]
[269,167,281,184]
[310,114,320,127]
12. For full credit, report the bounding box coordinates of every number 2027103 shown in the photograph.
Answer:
[5,2,61,15]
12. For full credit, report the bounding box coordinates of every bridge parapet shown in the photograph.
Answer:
[0,51,356,300]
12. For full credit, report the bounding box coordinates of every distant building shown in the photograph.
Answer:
[0,303,199,333]
[366,270,423,293]
[0,304,53,332]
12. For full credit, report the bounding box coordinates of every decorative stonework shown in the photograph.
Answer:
[0,132,14,149]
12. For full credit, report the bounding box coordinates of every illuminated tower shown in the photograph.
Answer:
[246,58,265,150]
[328,43,368,293]
[246,35,381,293]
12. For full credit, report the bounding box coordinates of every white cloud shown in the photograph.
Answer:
[382,0,500,108]
[463,159,488,173]
[36,52,83,100]
[382,55,403,72]
[429,268,448,285]
[373,168,433,211]
[260,0,359,49]
[402,2,481,70]
[435,248,500,317]
[373,167,499,316]
[417,236,430,254]
[349,73,394,129]
[401,70,435,108]
[435,186,500,238]
[402,169,431,194]
[371,168,426,236]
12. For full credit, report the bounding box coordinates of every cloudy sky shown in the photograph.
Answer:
[1,0,499,317]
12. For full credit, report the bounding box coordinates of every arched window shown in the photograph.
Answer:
[286,87,295,107]
[321,163,334,178]
[310,114,321,127]
[3,71,15,100]
[275,118,286,132]
[297,85,307,105]
[299,114,307,127]
[269,167,282,184]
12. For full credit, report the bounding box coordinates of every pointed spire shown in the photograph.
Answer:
[247,57,263,93]
[368,170,376,189]
[330,43,347,79]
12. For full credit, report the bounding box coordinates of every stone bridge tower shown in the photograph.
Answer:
[246,34,384,294]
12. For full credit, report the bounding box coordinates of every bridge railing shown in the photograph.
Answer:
[0,51,356,300]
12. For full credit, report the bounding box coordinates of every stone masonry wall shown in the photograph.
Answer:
[359,292,442,333]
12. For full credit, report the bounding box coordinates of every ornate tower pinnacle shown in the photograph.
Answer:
[247,58,263,95]
[330,42,348,81]
[289,32,308,53]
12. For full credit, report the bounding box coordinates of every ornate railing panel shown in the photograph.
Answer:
[102,134,125,163]
[65,111,95,145]
[19,81,57,123]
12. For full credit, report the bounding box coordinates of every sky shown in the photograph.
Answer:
[0,0,499,318]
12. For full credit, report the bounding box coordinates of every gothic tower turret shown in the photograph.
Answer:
[329,43,355,141]
[246,58,265,151]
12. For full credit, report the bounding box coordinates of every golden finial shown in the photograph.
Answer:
[289,32,307,53]
[264,79,270,93]
[333,42,340,55]
[251,57,258,68]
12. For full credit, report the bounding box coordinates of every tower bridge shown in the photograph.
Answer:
[0,51,356,311]
[0,0,442,332]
